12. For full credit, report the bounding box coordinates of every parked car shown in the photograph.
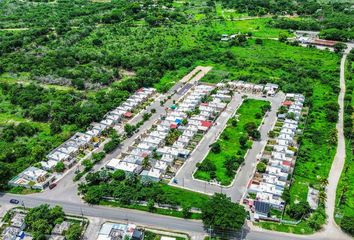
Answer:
[49,183,57,189]
[9,199,19,204]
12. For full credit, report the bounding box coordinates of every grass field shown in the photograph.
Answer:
[255,221,314,235]
[100,184,209,219]
[194,99,270,185]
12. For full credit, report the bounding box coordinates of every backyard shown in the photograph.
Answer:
[194,99,270,185]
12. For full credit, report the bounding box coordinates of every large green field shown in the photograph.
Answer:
[194,99,270,185]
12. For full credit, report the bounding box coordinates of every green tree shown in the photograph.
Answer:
[142,156,150,169]
[282,187,290,203]
[256,162,267,173]
[278,32,288,42]
[340,215,354,236]
[50,121,62,135]
[333,43,346,54]
[287,201,311,220]
[239,134,249,148]
[182,205,192,218]
[65,223,82,240]
[112,170,126,181]
[210,142,221,153]
[124,124,135,137]
[55,161,65,173]
[147,199,155,212]
[201,194,246,231]
[0,163,11,189]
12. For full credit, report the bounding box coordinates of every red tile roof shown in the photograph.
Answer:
[170,123,177,129]
[201,120,212,128]
[282,101,293,106]
[282,161,292,167]
[124,112,133,118]
[313,39,337,47]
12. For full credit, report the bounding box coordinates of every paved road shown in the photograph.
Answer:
[171,92,285,202]
[0,193,346,240]
[318,44,353,240]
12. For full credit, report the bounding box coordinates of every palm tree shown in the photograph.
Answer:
[319,177,329,188]
[142,156,150,170]
[319,190,327,205]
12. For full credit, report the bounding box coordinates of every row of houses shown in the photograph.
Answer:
[8,88,155,190]
[217,81,279,96]
[1,210,74,240]
[105,84,231,182]
[246,93,305,219]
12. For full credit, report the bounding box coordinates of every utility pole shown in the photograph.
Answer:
[209,226,213,239]
[21,201,26,210]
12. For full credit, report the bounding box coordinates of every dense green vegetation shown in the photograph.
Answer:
[201,194,246,234]
[0,81,129,189]
[24,204,83,240]
[220,0,353,41]
[195,99,270,185]
[78,169,209,218]
[335,49,354,236]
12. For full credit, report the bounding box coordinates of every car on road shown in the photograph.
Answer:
[49,183,57,189]
[9,199,19,204]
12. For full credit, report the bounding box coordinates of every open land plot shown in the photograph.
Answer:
[194,99,270,185]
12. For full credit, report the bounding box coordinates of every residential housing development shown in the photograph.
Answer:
[106,84,231,182]
[8,88,156,190]
[245,93,306,219]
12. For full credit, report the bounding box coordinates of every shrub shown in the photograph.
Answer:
[55,162,65,173]
[340,215,354,236]
[256,162,267,173]
[287,201,311,220]
[210,142,221,153]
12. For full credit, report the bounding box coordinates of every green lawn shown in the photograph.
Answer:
[101,200,202,220]
[160,184,210,209]
[194,99,270,185]
[100,184,209,220]
[255,221,314,235]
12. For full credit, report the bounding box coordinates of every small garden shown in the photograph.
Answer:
[194,99,270,185]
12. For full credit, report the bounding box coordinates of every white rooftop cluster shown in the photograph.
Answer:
[41,87,155,171]
[223,81,279,96]
[10,88,155,190]
[106,84,231,182]
[248,93,305,216]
